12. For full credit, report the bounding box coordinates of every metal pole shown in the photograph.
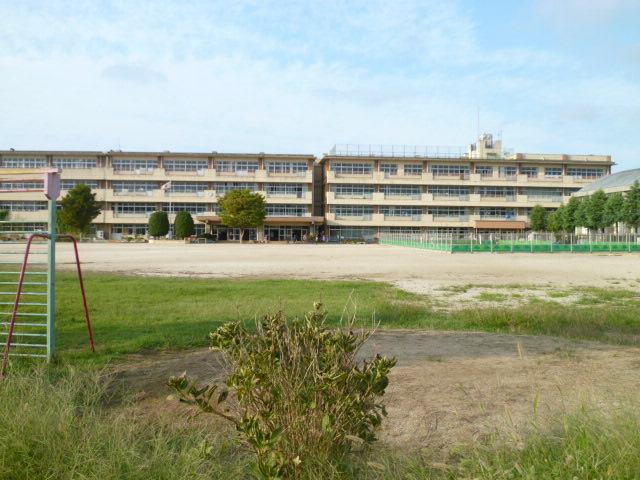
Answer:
[47,198,56,361]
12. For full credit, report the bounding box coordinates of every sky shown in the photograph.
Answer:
[0,0,639,170]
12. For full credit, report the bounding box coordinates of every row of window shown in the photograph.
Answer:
[331,184,577,199]
[330,205,551,220]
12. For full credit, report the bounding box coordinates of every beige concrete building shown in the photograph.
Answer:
[0,150,321,241]
[322,134,613,241]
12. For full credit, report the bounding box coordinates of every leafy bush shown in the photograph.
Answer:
[0,210,9,221]
[148,210,169,237]
[174,211,195,239]
[58,184,101,238]
[169,303,396,479]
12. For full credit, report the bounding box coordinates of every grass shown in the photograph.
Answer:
[3,365,640,479]
[40,273,640,366]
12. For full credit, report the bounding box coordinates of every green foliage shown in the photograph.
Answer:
[529,205,548,231]
[603,192,625,231]
[0,210,8,221]
[148,210,170,237]
[546,207,563,233]
[623,181,640,231]
[561,196,581,233]
[58,184,101,237]
[585,189,608,231]
[174,211,195,239]
[219,189,266,242]
[170,304,396,479]
[575,198,589,229]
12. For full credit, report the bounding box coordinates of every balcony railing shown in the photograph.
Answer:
[113,168,156,175]
[113,190,154,196]
[480,195,516,202]
[383,214,422,221]
[335,214,373,221]
[432,194,470,201]
[329,144,466,158]
[216,170,257,177]
[383,193,422,200]
[527,195,562,202]
[334,193,373,199]
[432,215,469,222]
[334,172,374,178]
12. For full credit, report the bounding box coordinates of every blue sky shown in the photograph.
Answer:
[0,0,638,169]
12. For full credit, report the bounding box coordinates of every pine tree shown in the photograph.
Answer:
[174,211,195,239]
[59,184,101,238]
[149,210,170,237]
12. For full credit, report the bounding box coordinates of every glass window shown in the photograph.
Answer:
[332,205,374,219]
[499,166,517,178]
[404,164,422,175]
[0,181,44,191]
[0,157,47,168]
[524,188,562,200]
[545,167,563,178]
[112,181,157,192]
[380,164,398,176]
[216,160,259,173]
[428,186,469,198]
[332,184,374,199]
[265,183,305,197]
[0,201,48,211]
[478,207,517,219]
[169,182,207,193]
[567,167,605,179]
[112,159,158,171]
[266,162,307,174]
[380,185,421,198]
[380,206,422,218]
[61,180,99,190]
[478,186,516,198]
[428,207,469,219]
[114,203,157,215]
[164,159,208,172]
[333,163,373,175]
[476,165,493,177]
[520,166,539,178]
[215,182,258,194]
[430,164,469,177]
[167,203,210,214]
[52,157,97,169]
[266,204,308,216]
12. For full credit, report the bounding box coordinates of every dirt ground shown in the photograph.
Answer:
[112,330,640,450]
[58,242,640,291]
[68,243,640,449]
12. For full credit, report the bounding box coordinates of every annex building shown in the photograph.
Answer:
[0,135,613,241]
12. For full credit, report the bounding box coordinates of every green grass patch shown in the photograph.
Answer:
[476,292,509,302]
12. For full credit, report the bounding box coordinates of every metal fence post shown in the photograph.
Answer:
[47,198,56,361]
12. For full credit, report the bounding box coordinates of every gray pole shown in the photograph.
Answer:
[47,198,56,361]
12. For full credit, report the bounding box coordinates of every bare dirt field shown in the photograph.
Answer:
[113,330,640,451]
[58,242,640,291]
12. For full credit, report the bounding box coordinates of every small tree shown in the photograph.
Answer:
[547,208,563,234]
[562,196,581,233]
[623,181,640,233]
[603,192,625,235]
[529,205,548,232]
[174,211,195,239]
[169,304,396,478]
[58,184,101,238]
[575,199,589,230]
[585,189,608,232]
[219,189,266,243]
[148,210,169,238]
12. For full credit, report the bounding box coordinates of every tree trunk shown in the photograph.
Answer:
[239,228,244,244]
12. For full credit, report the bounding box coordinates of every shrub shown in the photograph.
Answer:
[174,211,195,239]
[0,210,9,221]
[169,303,396,479]
[148,210,169,237]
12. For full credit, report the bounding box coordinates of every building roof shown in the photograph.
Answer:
[575,168,640,196]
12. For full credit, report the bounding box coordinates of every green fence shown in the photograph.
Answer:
[379,236,640,254]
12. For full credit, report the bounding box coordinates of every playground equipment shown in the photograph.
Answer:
[0,169,95,377]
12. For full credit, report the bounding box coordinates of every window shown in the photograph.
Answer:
[52,157,97,169]
[169,182,207,193]
[332,205,374,219]
[328,226,376,241]
[404,164,422,175]
[332,163,373,175]
[478,186,516,198]
[216,160,259,173]
[479,207,516,219]
[430,164,469,177]
[167,203,210,214]
[380,185,421,198]
[379,227,422,234]
[380,206,422,219]
[112,181,157,193]
[114,203,157,215]
[266,162,307,174]
[476,165,493,177]
[524,188,562,201]
[266,204,308,217]
[0,201,48,211]
[164,159,208,172]
[61,180,99,190]
[567,167,605,179]
[0,157,47,168]
[380,164,398,176]
[332,184,374,199]
[545,167,562,178]
[111,224,149,236]
[215,182,258,194]
[265,183,305,197]
[520,166,538,178]
[428,186,469,199]
[0,181,44,191]
[112,159,158,171]
[499,166,517,178]
[428,207,468,219]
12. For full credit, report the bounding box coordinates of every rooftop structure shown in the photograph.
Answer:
[574,168,640,197]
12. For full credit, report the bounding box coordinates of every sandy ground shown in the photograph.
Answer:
[112,330,640,450]
[57,243,640,292]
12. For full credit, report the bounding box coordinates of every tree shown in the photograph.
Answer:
[148,210,170,237]
[585,189,607,231]
[58,184,101,238]
[174,211,195,239]
[562,196,581,233]
[529,205,548,232]
[603,192,625,234]
[575,198,589,229]
[219,189,266,243]
[547,207,563,233]
[623,181,640,233]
